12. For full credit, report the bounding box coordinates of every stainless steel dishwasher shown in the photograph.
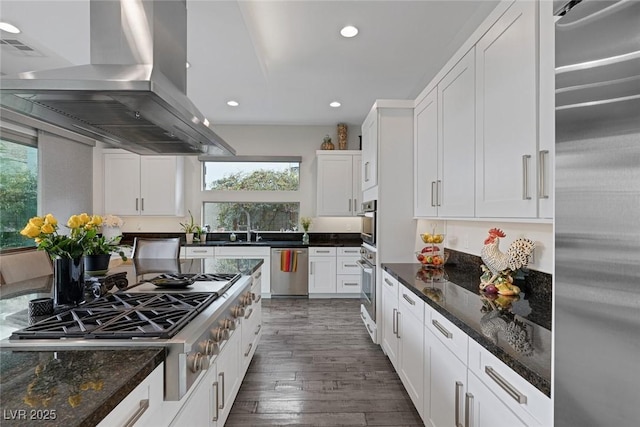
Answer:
[270,248,308,296]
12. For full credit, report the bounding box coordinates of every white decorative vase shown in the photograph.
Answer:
[185,233,194,244]
[102,226,122,243]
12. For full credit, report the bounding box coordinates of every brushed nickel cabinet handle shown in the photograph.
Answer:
[135,198,139,211]
[244,308,254,320]
[432,319,453,339]
[219,372,225,409]
[402,293,415,305]
[255,271,262,279]
[396,311,401,339]
[349,198,352,212]
[485,366,527,404]
[316,250,331,253]
[539,150,549,199]
[123,399,149,427]
[254,324,262,335]
[141,197,144,211]
[392,308,397,335]
[522,154,532,200]
[244,343,253,357]
[465,392,473,427]
[455,381,463,427]
[212,381,219,421]
[343,282,359,286]
[384,278,394,287]
[365,162,370,182]
[254,295,262,303]
[437,180,442,206]
[431,181,437,207]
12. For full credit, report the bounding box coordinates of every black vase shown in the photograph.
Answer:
[53,257,85,308]
[84,254,111,276]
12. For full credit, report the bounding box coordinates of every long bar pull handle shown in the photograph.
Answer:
[244,308,254,320]
[123,399,149,427]
[392,308,397,335]
[437,180,442,206]
[212,381,219,421]
[538,150,549,199]
[402,293,416,305]
[384,278,394,288]
[396,311,401,339]
[254,295,262,303]
[485,366,527,403]
[432,319,453,339]
[244,343,253,357]
[431,181,437,207]
[135,198,139,212]
[365,162,370,182]
[455,381,463,427]
[343,282,359,286]
[219,372,225,409]
[465,392,473,427]
[255,324,262,335]
[349,198,352,212]
[141,198,144,211]
[310,261,314,275]
[522,155,532,200]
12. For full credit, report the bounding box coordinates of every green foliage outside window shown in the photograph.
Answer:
[0,139,38,249]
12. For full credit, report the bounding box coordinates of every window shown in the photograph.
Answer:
[204,202,300,232]
[203,160,300,191]
[0,137,38,250]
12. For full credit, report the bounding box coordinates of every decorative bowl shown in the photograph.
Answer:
[415,250,449,268]
[420,233,445,244]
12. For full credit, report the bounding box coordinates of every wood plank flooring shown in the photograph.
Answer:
[226,299,423,426]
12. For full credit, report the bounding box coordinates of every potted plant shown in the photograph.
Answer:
[300,217,312,244]
[180,210,198,244]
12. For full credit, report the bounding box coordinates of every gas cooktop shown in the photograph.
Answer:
[10,292,219,340]
[145,273,241,288]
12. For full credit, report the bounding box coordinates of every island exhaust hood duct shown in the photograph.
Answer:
[0,0,235,156]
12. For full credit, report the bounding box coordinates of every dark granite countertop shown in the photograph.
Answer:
[121,231,362,247]
[382,250,552,397]
[0,347,165,427]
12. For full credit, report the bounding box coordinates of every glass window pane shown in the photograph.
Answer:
[204,202,300,232]
[0,139,38,250]
[204,161,300,191]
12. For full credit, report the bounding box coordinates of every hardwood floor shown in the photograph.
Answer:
[226,299,423,426]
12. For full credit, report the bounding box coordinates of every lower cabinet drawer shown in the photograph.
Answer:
[468,339,552,427]
[97,363,164,427]
[184,247,214,258]
[337,275,361,293]
[425,306,468,364]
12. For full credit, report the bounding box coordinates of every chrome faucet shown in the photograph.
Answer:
[240,209,251,242]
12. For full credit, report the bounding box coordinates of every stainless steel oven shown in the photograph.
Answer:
[357,245,376,322]
[360,200,376,247]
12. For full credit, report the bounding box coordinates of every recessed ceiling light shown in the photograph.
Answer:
[186,62,191,69]
[330,101,341,108]
[227,100,239,107]
[340,25,358,38]
[0,22,21,34]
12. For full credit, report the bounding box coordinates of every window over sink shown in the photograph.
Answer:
[203,202,300,233]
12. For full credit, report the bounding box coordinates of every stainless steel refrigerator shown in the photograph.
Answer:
[554,0,640,425]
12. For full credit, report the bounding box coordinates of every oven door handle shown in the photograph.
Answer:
[356,259,373,273]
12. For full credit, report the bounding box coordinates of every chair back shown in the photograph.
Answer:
[0,250,53,285]
[131,237,181,259]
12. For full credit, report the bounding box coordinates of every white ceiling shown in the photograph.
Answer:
[0,0,499,128]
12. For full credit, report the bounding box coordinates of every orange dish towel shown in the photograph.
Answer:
[280,250,298,273]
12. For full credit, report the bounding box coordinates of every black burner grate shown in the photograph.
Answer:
[11,292,219,340]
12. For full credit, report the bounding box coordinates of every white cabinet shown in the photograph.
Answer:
[380,271,424,419]
[361,111,378,192]
[184,247,214,259]
[380,271,400,370]
[436,47,476,217]
[104,152,184,216]
[467,371,528,427]
[169,364,212,427]
[414,87,439,217]
[98,363,164,427]
[216,325,242,426]
[308,247,336,294]
[316,151,362,216]
[414,48,476,218]
[475,0,538,218]
[241,267,263,374]
[336,247,361,294]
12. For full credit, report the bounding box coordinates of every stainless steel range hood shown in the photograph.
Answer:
[0,0,235,156]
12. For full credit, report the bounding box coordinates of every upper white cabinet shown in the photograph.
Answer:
[316,151,362,216]
[104,152,184,216]
[361,111,378,192]
[475,0,538,218]
[415,48,476,218]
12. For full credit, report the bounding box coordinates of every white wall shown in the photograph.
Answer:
[92,124,362,233]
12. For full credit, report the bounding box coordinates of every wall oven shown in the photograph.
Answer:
[358,245,376,323]
[360,200,376,247]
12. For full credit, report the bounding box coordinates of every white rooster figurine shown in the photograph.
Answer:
[480,228,535,293]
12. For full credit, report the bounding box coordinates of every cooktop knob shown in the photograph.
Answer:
[231,305,245,318]
[188,351,209,373]
[210,327,228,342]
[221,318,236,330]
[204,339,220,356]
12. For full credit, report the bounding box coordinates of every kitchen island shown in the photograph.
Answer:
[0,257,264,427]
